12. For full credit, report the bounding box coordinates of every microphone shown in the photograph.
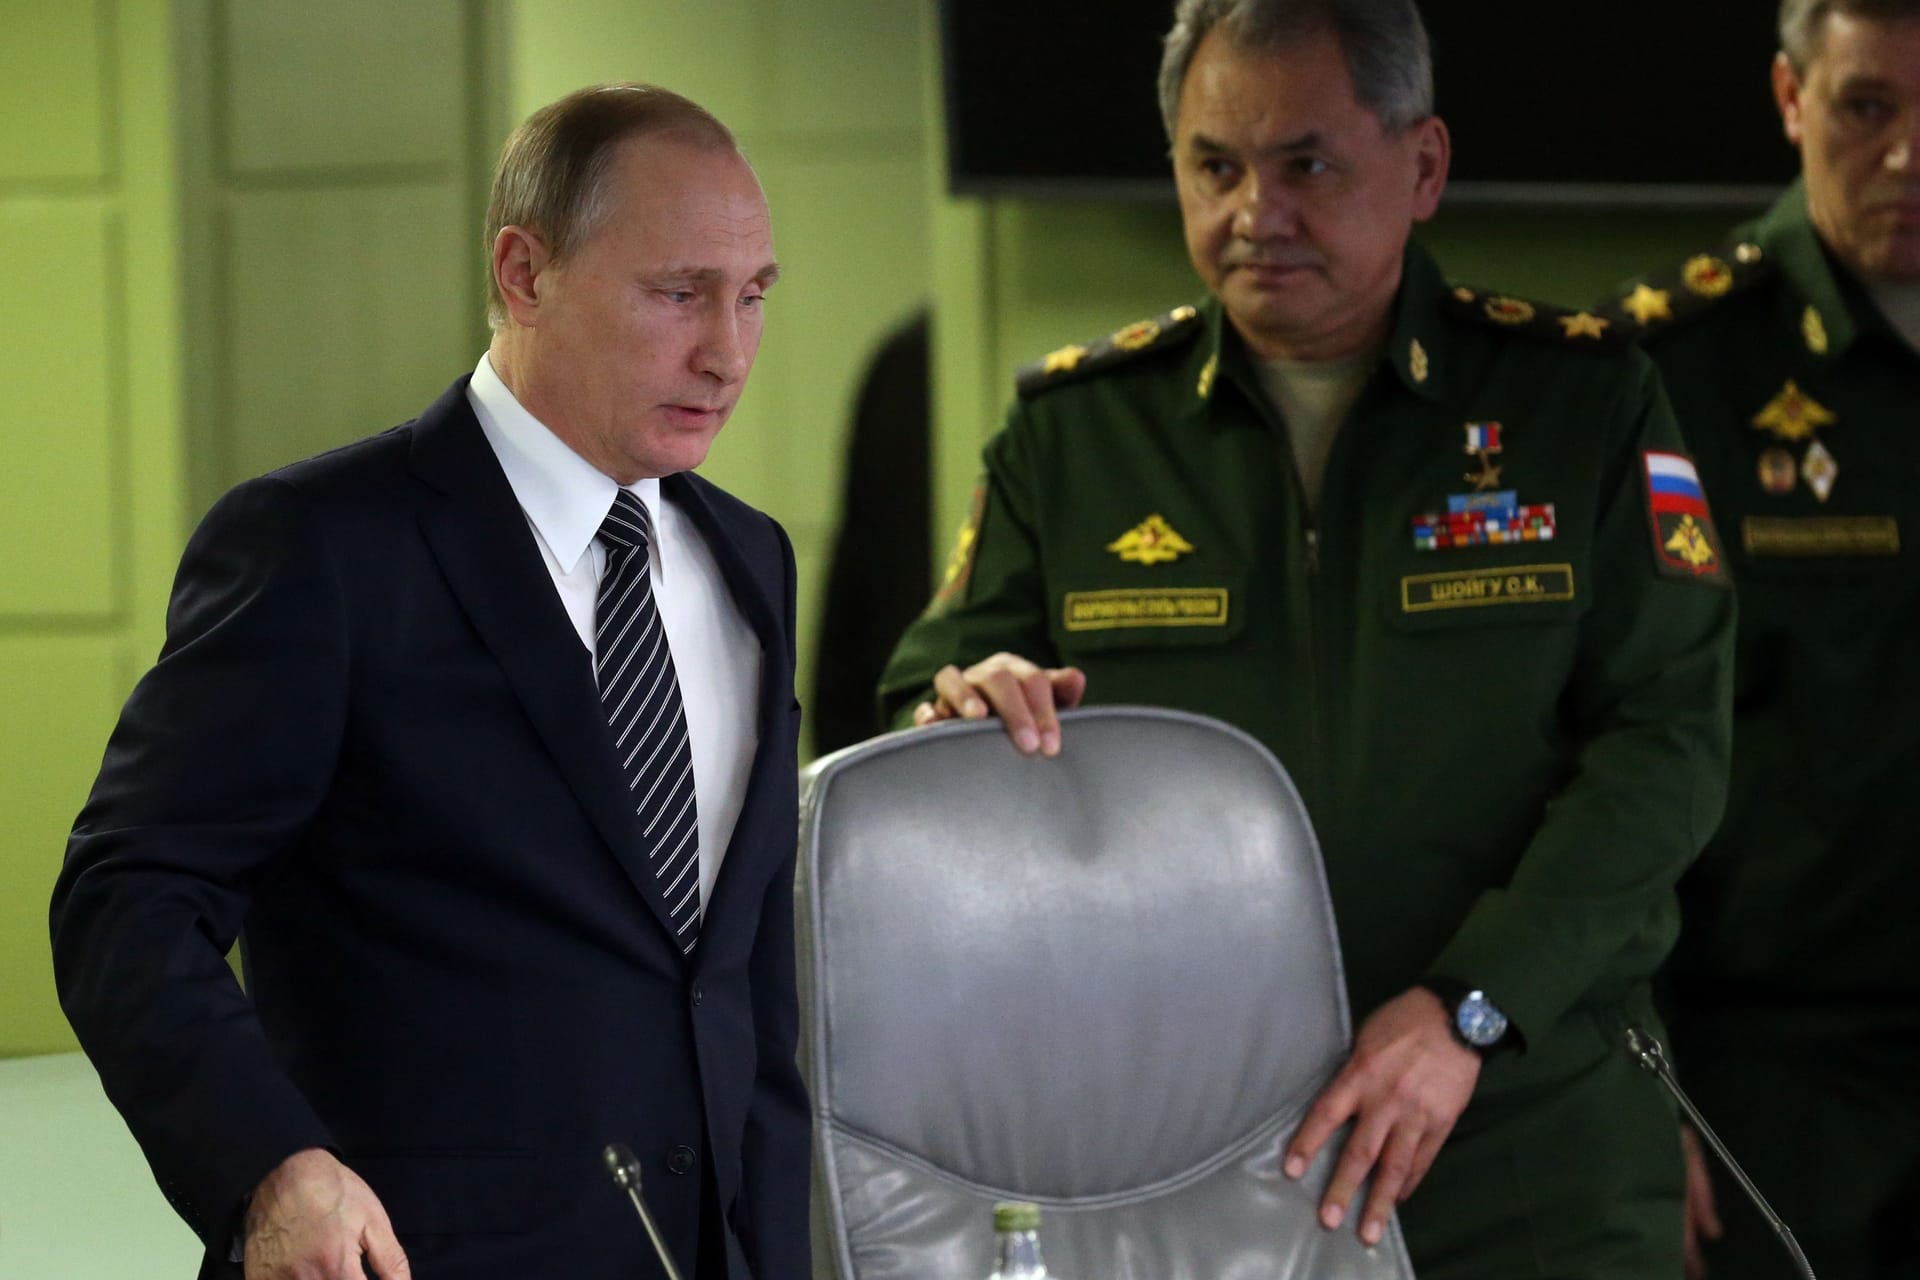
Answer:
[603,1143,687,1280]
[1623,1025,1818,1280]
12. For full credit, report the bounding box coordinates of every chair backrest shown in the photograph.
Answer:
[796,707,1415,1280]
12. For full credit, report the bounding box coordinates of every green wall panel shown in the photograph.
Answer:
[0,638,127,1055]
[0,0,109,182]
[0,201,119,617]
[508,0,767,129]
[768,1,927,135]
[221,184,474,478]
[222,0,468,173]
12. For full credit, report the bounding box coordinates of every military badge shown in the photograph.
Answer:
[1409,338,1430,384]
[1196,352,1218,400]
[1040,344,1088,376]
[1621,283,1673,326]
[933,481,987,608]
[1682,255,1734,297]
[1802,305,1829,355]
[1558,312,1611,339]
[1757,447,1797,495]
[1735,242,1764,264]
[1463,421,1504,491]
[1107,514,1195,565]
[1643,451,1729,585]
[1751,380,1836,443]
[1411,501,1556,551]
[1111,319,1162,352]
[1802,438,1838,502]
[1484,296,1536,325]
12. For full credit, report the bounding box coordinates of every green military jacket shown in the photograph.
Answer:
[883,244,1735,1097]
[1608,184,1920,1038]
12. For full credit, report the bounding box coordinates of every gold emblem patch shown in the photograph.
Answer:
[1063,588,1229,631]
[1663,514,1718,570]
[1196,352,1219,400]
[1409,338,1430,383]
[1484,296,1536,325]
[1802,305,1830,355]
[1107,514,1195,565]
[1682,255,1734,297]
[1622,283,1673,326]
[1401,564,1575,613]
[1751,380,1836,443]
[1111,319,1162,352]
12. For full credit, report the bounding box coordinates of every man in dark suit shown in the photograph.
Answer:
[48,83,809,1280]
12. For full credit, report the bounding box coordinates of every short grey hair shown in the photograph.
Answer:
[1157,0,1434,140]
[1779,0,1920,70]
[484,83,738,328]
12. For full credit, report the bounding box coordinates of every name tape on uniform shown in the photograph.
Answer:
[1742,516,1900,557]
[1062,588,1230,631]
[1401,564,1575,613]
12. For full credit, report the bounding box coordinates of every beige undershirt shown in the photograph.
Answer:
[1866,279,1920,356]
[1257,351,1377,511]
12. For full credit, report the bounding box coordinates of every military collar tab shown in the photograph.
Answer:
[1756,188,1872,362]
[1015,303,1206,399]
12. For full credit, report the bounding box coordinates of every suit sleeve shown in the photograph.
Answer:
[49,477,347,1244]
[1427,353,1735,1041]
[738,517,813,1279]
[875,408,1062,726]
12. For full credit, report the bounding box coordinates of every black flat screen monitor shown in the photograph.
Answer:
[942,2,1797,206]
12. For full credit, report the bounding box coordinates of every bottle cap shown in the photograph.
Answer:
[993,1201,1041,1232]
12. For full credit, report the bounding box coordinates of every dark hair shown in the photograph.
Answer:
[1158,0,1433,139]
[484,83,737,327]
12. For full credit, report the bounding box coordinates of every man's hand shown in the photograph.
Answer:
[1284,987,1482,1247]
[1681,1124,1724,1279]
[911,652,1087,756]
[244,1147,409,1280]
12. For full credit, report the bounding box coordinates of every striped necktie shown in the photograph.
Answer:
[595,489,701,951]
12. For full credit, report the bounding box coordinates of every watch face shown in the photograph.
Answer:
[1456,991,1509,1047]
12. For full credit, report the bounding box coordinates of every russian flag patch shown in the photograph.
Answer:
[1643,451,1728,585]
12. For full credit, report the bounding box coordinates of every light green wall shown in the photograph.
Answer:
[1,0,188,1056]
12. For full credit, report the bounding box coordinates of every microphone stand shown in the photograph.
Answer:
[1624,1026,1818,1280]
[604,1143,687,1280]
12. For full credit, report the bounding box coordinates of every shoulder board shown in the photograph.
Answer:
[1441,285,1630,349]
[1015,304,1205,398]
[1595,242,1775,337]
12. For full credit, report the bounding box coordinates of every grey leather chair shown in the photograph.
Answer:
[796,707,1416,1279]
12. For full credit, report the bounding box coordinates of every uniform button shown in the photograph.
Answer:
[666,1145,697,1176]
[691,982,704,1006]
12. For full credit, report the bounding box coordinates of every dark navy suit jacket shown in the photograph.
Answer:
[50,379,810,1280]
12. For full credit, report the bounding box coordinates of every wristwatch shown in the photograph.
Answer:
[1419,978,1511,1054]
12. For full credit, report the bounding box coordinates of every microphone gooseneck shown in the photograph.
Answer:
[1624,1025,1818,1280]
[602,1142,687,1280]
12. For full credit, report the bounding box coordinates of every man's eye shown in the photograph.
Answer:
[661,289,696,304]
[740,293,765,309]
[1840,95,1893,125]
[1199,156,1238,182]
[1291,155,1331,177]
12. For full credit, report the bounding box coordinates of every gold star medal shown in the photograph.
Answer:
[1463,421,1504,490]
[1107,514,1195,565]
[1757,447,1796,495]
[1802,439,1838,502]
[1750,380,1836,443]
[1622,283,1672,326]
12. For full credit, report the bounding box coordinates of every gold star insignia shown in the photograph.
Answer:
[1802,305,1829,356]
[1196,352,1218,399]
[1751,379,1837,443]
[1041,344,1088,375]
[1622,283,1672,326]
[1107,514,1195,565]
[1409,339,1430,384]
[1558,312,1611,339]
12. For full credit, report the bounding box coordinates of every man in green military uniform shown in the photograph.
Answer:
[880,1,1735,1276]
[1603,2,1920,1276]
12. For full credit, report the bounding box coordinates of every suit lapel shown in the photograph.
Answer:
[408,380,683,945]
[663,473,792,937]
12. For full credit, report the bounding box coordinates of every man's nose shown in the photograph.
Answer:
[1233,170,1298,241]
[695,305,753,383]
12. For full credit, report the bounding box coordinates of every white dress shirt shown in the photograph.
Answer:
[467,354,761,912]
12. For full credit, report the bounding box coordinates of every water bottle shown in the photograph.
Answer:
[987,1200,1058,1280]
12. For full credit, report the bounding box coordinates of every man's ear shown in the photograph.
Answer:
[492,226,552,327]
[1772,51,1807,147]
[1409,114,1451,223]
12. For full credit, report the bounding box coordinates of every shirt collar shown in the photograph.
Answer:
[467,352,663,576]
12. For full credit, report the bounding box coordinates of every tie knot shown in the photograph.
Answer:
[598,489,653,555]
